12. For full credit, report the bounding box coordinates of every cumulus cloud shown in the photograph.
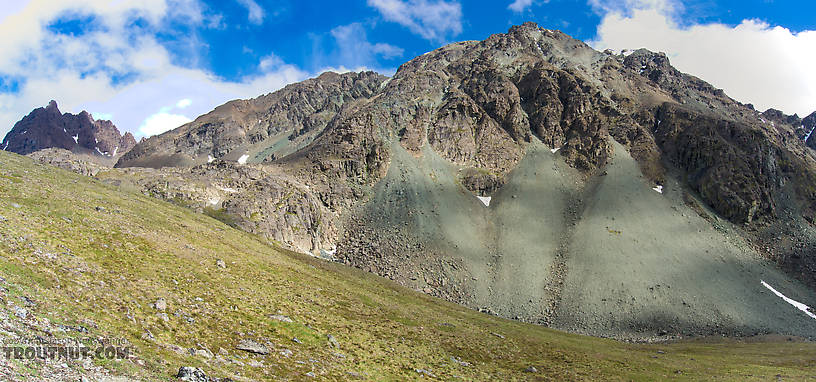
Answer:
[508,0,535,13]
[176,98,193,108]
[0,0,308,139]
[139,110,192,136]
[591,0,816,116]
[235,0,265,24]
[367,0,462,42]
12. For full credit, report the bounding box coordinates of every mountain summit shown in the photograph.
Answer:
[90,23,816,339]
[2,100,136,159]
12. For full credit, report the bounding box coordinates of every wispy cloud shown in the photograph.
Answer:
[591,0,816,115]
[367,0,462,42]
[508,0,535,13]
[235,0,265,24]
[331,23,404,65]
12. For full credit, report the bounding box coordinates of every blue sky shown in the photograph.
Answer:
[0,0,814,139]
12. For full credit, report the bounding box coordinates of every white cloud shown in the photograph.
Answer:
[591,0,816,116]
[176,98,193,108]
[330,23,404,68]
[138,111,192,136]
[235,0,265,24]
[508,0,534,13]
[0,0,309,139]
[367,0,462,42]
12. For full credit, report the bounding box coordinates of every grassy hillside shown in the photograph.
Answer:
[0,150,815,381]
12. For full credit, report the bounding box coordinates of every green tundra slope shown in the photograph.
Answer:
[0,150,815,381]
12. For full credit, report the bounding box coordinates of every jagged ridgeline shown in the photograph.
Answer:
[22,23,816,339]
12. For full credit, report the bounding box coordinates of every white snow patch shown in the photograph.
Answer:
[761,280,816,320]
[20,130,26,135]
[95,147,104,155]
[237,154,249,164]
[216,186,239,193]
[652,185,663,194]
[550,147,561,154]
[63,128,67,133]
[2,142,8,151]
[111,147,118,157]
[207,155,215,163]
[208,197,220,205]
[320,246,337,258]
[804,125,816,142]
[72,135,78,144]
[476,195,492,207]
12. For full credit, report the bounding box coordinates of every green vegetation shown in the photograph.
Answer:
[0,150,815,380]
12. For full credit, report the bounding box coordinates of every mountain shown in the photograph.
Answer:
[4,149,816,380]
[116,71,386,168]
[102,23,816,339]
[1,100,136,164]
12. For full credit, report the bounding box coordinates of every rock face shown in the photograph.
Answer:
[116,71,387,168]
[101,23,816,339]
[1,100,136,160]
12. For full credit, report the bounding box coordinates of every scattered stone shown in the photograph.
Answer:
[327,334,339,349]
[450,356,470,367]
[236,339,270,355]
[157,313,169,322]
[216,259,226,268]
[176,366,233,381]
[415,369,436,377]
[279,349,293,357]
[14,306,28,319]
[177,367,207,382]
[292,337,302,344]
[524,366,538,373]
[95,206,105,212]
[11,203,21,209]
[305,372,316,378]
[195,348,214,359]
[0,215,6,222]
[152,297,167,311]
[269,314,293,323]
[490,332,505,339]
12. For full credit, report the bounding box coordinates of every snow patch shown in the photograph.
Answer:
[804,125,816,142]
[237,154,249,164]
[111,146,118,157]
[652,185,663,194]
[208,197,220,205]
[476,195,492,207]
[2,142,8,151]
[20,130,26,135]
[72,135,78,144]
[63,128,67,133]
[761,280,816,320]
[216,186,239,193]
[207,155,215,163]
[550,147,561,154]
[95,147,104,155]
[320,246,337,259]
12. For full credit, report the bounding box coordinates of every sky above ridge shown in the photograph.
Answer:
[0,0,814,139]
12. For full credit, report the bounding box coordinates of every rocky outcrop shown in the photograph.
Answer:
[1,100,135,159]
[28,148,106,176]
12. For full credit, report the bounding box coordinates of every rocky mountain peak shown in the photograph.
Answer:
[1,100,136,158]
